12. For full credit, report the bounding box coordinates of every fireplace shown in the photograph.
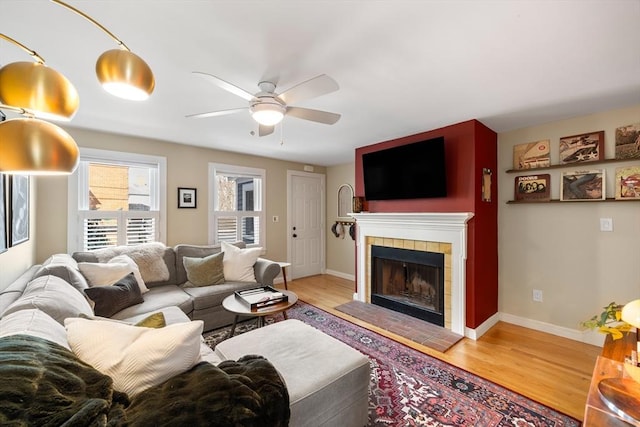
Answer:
[371,245,445,326]
[350,212,473,336]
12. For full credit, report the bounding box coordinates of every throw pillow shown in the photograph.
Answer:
[182,252,225,287]
[1,275,93,325]
[79,262,133,286]
[65,317,203,397]
[134,312,166,328]
[84,273,144,317]
[109,254,149,294]
[220,241,262,282]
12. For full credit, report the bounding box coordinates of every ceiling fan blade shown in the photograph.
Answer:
[286,107,341,125]
[258,124,275,137]
[278,74,339,105]
[192,72,255,101]
[185,107,247,119]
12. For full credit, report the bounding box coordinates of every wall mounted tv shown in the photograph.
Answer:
[362,136,447,201]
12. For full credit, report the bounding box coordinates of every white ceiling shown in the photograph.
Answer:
[2,0,639,166]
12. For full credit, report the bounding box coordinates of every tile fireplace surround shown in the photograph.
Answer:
[350,212,474,337]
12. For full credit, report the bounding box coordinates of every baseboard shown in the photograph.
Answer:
[499,312,605,347]
[325,269,355,281]
[465,312,500,340]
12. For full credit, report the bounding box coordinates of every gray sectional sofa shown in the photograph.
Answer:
[0,242,371,426]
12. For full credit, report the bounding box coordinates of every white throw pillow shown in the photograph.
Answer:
[109,255,149,293]
[220,241,262,282]
[65,317,203,397]
[79,258,148,294]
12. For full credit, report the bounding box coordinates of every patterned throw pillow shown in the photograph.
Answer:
[182,252,225,287]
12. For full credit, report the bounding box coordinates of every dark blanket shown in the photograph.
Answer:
[0,335,289,427]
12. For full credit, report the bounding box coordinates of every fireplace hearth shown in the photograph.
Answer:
[371,245,445,326]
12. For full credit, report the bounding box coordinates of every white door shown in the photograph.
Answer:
[287,171,324,279]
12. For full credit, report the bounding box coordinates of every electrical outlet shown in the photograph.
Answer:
[533,289,543,302]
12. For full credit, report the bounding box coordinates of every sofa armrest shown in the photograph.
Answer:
[253,258,281,286]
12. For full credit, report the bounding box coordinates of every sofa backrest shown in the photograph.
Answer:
[72,243,177,288]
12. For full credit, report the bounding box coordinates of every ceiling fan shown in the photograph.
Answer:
[187,72,341,136]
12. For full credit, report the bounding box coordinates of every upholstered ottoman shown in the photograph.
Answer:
[214,319,370,427]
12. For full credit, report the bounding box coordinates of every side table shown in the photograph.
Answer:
[222,289,298,338]
[276,261,291,290]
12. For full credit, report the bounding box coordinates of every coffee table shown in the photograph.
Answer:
[222,289,298,338]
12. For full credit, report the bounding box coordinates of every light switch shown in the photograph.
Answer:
[599,218,613,232]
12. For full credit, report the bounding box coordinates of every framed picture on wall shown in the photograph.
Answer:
[514,174,551,201]
[10,174,29,246]
[0,174,6,254]
[560,169,605,201]
[178,187,197,208]
[559,131,604,164]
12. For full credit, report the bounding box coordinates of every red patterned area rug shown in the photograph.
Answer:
[204,302,580,427]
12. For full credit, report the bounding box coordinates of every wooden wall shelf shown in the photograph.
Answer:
[506,158,637,174]
[507,198,640,204]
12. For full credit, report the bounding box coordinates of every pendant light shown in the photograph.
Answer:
[0,34,79,121]
[0,117,79,175]
[51,0,155,101]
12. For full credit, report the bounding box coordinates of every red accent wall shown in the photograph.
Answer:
[354,119,498,329]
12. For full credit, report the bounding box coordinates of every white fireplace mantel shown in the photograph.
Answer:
[350,212,474,336]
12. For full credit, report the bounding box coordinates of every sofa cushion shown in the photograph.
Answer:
[183,281,262,311]
[84,273,144,317]
[108,285,193,321]
[1,275,93,325]
[174,242,247,285]
[182,252,225,287]
[221,241,262,282]
[33,254,88,291]
[0,309,70,350]
[65,317,203,397]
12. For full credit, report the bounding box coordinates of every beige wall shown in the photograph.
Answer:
[326,163,356,279]
[32,126,325,265]
[498,104,640,336]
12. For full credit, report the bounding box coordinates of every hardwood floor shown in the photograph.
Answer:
[280,274,602,421]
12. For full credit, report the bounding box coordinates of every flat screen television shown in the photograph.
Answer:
[362,136,446,201]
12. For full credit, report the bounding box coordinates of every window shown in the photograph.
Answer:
[208,163,265,247]
[68,148,166,252]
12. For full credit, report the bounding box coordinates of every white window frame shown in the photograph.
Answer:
[67,147,167,252]
[208,162,265,248]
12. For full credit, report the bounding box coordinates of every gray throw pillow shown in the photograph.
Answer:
[84,273,144,317]
[182,252,225,287]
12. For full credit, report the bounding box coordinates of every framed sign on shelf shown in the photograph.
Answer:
[178,187,197,208]
[615,166,640,200]
[559,131,604,164]
[560,169,605,201]
[512,139,550,170]
[614,122,640,160]
[514,174,551,202]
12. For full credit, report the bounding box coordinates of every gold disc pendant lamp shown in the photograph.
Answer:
[0,34,80,175]
[52,0,155,101]
[0,34,79,121]
[0,117,79,175]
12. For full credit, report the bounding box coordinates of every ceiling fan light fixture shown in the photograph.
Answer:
[0,60,79,122]
[0,117,79,175]
[97,49,155,101]
[251,101,285,126]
